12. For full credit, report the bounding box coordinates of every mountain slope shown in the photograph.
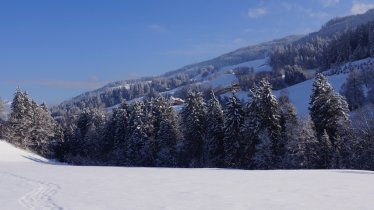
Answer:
[53,9,374,115]
[306,9,374,40]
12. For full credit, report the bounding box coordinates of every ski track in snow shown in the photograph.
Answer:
[0,171,63,210]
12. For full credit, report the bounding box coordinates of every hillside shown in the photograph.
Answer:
[52,9,374,116]
[1,140,374,210]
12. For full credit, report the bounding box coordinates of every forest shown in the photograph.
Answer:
[1,73,374,170]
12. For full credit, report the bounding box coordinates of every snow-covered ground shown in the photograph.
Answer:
[1,140,374,210]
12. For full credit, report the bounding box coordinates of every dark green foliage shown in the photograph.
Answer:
[181,91,207,167]
[223,93,244,168]
[309,74,351,168]
[205,91,225,167]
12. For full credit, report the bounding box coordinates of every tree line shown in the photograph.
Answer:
[1,74,374,170]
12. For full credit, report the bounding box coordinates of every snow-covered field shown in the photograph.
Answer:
[1,140,374,210]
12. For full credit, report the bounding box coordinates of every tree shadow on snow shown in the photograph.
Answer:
[334,170,374,175]
[22,155,65,166]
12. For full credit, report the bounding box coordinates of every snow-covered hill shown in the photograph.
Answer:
[1,140,374,210]
[0,141,49,163]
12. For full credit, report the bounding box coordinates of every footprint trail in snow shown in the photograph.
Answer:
[1,171,63,210]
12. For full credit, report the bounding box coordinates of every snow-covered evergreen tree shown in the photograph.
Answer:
[3,88,34,147]
[223,93,244,168]
[309,73,351,168]
[205,91,225,167]
[351,105,374,170]
[155,97,180,167]
[257,80,282,164]
[29,102,63,158]
[70,108,106,163]
[284,117,319,169]
[181,91,207,167]
[244,79,282,168]
[127,102,150,166]
[278,94,297,128]
[103,101,130,164]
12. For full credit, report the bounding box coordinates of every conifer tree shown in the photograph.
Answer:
[205,91,225,167]
[309,73,351,168]
[223,93,244,168]
[3,88,34,147]
[103,101,130,163]
[155,100,180,167]
[244,80,282,168]
[29,102,63,157]
[127,102,150,166]
[181,91,207,167]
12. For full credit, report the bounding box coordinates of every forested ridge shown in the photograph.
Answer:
[1,73,374,170]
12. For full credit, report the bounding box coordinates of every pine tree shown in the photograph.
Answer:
[103,101,130,164]
[3,88,34,147]
[127,102,151,166]
[223,93,244,168]
[242,85,262,168]
[278,94,298,167]
[73,108,106,162]
[258,80,282,165]
[29,103,63,158]
[155,97,180,167]
[351,106,374,170]
[278,94,297,128]
[181,91,207,167]
[244,79,282,168]
[284,117,319,169]
[309,73,351,168]
[149,96,168,164]
[205,91,225,167]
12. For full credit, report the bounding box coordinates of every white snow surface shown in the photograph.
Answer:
[1,140,374,210]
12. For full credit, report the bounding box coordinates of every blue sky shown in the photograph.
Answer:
[1,0,374,105]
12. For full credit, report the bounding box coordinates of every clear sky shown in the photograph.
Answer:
[1,0,373,105]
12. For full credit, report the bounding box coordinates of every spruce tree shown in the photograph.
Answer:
[103,101,130,164]
[244,79,282,168]
[257,80,282,164]
[3,88,34,147]
[205,91,225,167]
[155,97,180,167]
[181,91,207,167]
[223,93,244,168]
[127,102,150,166]
[309,73,351,168]
[29,102,63,158]
[155,97,182,167]
[73,108,106,162]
